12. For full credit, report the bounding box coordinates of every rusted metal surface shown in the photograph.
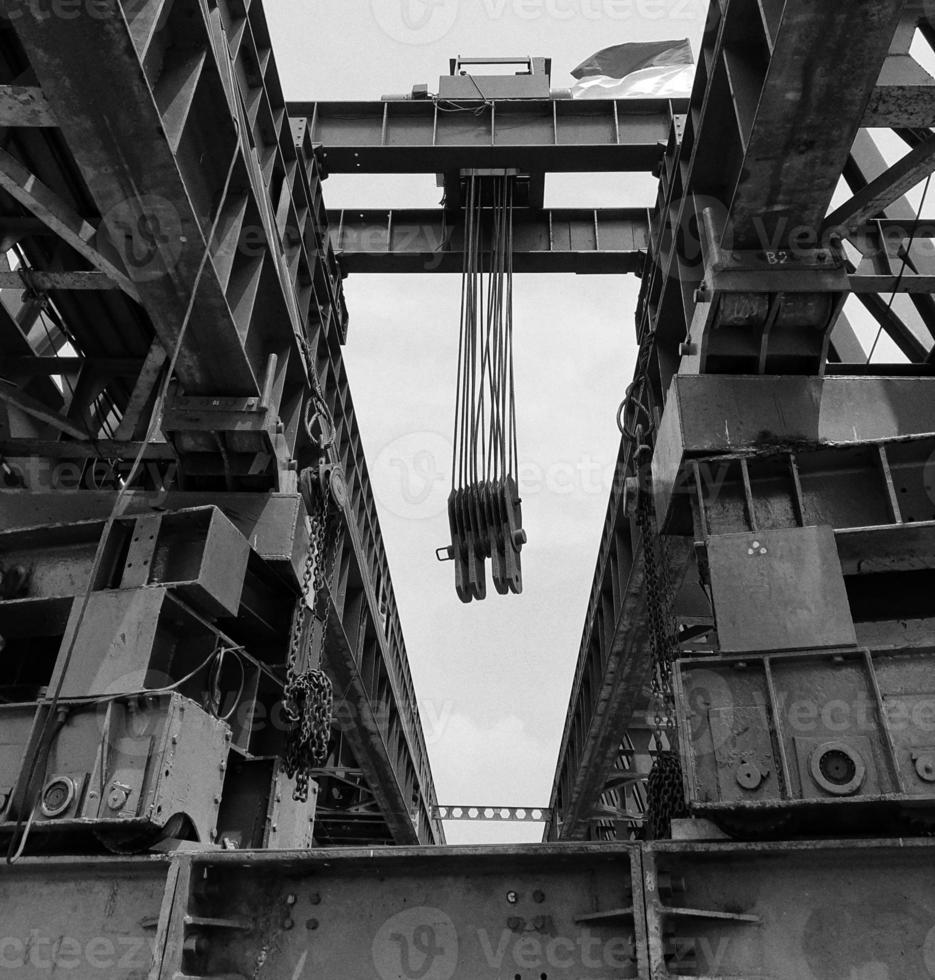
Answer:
[0,0,441,848]
[1,841,933,977]
[294,98,685,174]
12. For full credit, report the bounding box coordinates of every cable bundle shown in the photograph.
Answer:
[444,173,526,602]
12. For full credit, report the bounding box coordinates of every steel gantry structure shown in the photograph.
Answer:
[303,1,935,845]
[543,0,935,845]
[0,0,442,849]
[2,0,935,977]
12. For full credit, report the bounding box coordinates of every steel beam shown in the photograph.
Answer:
[725,0,907,248]
[0,85,54,126]
[0,270,117,290]
[291,98,686,173]
[328,207,650,274]
[825,132,935,234]
[8,8,258,395]
[845,130,935,357]
[0,147,138,300]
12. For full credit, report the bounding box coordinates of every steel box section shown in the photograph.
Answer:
[49,586,234,700]
[643,838,935,980]
[673,648,935,818]
[161,844,647,980]
[1,693,229,845]
[0,855,170,979]
[218,756,318,850]
[0,506,249,618]
[652,375,935,530]
[0,490,310,586]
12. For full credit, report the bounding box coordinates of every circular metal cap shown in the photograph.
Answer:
[914,753,935,784]
[735,760,764,790]
[810,741,865,796]
[40,777,76,818]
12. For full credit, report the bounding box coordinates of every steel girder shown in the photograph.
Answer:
[0,0,442,848]
[546,0,932,842]
[329,207,651,274]
[3,840,935,978]
[292,98,687,174]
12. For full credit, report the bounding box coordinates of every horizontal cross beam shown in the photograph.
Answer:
[293,86,912,177]
[434,805,551,822]
[329,206,935,291]
[291,98,687,174]
[328,207,651,274]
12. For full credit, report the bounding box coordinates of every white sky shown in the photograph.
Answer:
[263,1,709,844]
[265,3,934,843]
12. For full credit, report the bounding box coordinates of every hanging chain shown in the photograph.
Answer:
[636,459,687,838]
[283,469,338,803]
[636,464,676,736]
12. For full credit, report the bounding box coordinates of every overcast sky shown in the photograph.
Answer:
[264,2,927,844]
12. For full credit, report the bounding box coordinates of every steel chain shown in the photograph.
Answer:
[636,464,687,838]
[283,482,335,803]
